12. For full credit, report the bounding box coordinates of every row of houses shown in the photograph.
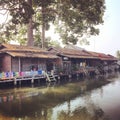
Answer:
[0,43,119,80]
[49,45,119,75]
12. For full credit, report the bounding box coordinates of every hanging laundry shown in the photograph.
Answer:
[8,95,14,101]
[13,72,16,77]
[2,72,6,79]
[19,72,23,76]
[9,72,13,78]
[38,70,42,75]
[16,72,19,77]
[5,72,9,78]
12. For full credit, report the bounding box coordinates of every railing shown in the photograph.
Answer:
[2,65,116,81]
[0,70,44,80]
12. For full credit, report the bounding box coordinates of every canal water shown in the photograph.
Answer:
[0,72,120,120]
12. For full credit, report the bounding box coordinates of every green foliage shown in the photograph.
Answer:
[0,0,105,46]
[71,64,79,71]
[55,0,105,44]
[0,21,27,45]
[116,50,120,59]
[47,39,61,48]
[0,0,34,24]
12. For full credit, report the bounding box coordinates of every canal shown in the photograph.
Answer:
[0,72,120,120]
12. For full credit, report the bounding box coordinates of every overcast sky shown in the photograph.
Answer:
[82,0,120,56]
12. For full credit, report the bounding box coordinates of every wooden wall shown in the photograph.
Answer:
[11,57,47,72]
[1,54,61,72]
[2,55,11,72]
[11,57,19,72]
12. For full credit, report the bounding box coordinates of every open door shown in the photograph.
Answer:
[46,62,53,72]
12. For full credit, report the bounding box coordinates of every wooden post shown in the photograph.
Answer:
[31,77,34,84]
[19,80,21,86]
[14,78,17,86]
[18,57,21,72]
[38,79,40,85]
[58,76,60,80]
[69,75,72,79]
[77,73,79,77]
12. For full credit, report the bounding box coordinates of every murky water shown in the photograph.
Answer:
[0,73,120,120]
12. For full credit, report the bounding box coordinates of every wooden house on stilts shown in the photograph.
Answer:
[0,44,60,73]
[0,43,118,83]
[48,45,118,75]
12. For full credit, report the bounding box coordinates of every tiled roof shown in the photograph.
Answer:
[0,44,59,59]
[48,46,117,61]
[0,44,117,61]
[6,51,58,59]
[48,47,98,59]
[0,43,46,52]
[88,51,118,61]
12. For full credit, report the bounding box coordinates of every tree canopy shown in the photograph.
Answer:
[0,0,105,47]
[116,50,120,59]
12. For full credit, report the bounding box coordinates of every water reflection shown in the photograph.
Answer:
[0,72,119,120]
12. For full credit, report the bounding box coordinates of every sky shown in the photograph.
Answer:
[81,0,120,56]
[0,0,120,56]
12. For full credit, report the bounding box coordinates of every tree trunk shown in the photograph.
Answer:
[41,20,45,49]
[41,4,45,49]
[27,18,34,46]
[27,0,34,46]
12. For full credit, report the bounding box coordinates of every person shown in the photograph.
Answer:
[51,70,54,75]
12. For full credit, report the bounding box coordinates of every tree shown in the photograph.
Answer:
[55,0,105,44]
[0,0,105,47]
[116,50,120,59]
[0,0,56,47]
[0,21,27,45]
[27,0,34,46]
[0,0,34,46]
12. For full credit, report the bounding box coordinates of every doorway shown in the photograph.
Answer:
[46,62,53,72]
